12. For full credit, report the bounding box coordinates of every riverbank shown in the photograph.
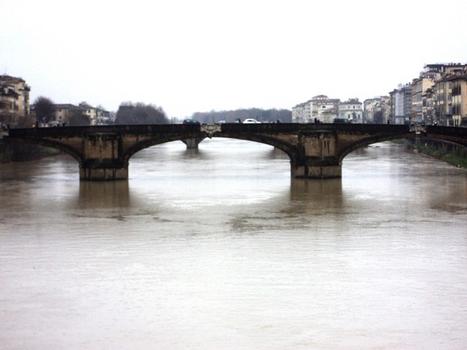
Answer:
[0,140,60,163]
[412,139,467,169]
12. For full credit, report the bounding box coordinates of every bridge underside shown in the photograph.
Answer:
[5,124,467,181]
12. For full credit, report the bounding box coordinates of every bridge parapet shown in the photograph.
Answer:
[201,124,221,137]
[410,124,427,134]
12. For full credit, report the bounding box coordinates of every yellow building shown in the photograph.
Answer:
[0,75,30,125]
[446,74,467,127]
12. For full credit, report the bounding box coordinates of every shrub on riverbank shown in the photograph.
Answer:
[415,141,467,169]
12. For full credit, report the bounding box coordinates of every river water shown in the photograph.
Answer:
[0,139,467,350]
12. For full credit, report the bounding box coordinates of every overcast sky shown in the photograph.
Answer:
[1,0,466,117]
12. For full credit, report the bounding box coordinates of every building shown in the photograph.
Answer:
[423,63,466,76]
[79,102,98,125]
[292,102,307,123]
[411,77,435,123]
[429,64,467,126]
[292,95,340,123]
[390,84,412,124]
[422,88,435,125]
[388,63,467,126]
[310,95,340,123]
[0,75,30,125]
[412,63,467,126]
[52,103,113,125]
[95,106,114,125]
[76,102,113,125]
[338,98,363,123]
[432,78,452,126]
[364,96,391,124]
[54,104,82,124]
[445,73,467,126]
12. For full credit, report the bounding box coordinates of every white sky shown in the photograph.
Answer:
[1,0,466,117]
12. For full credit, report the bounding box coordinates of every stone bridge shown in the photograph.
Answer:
[5,124,467,180]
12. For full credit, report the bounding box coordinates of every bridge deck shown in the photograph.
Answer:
[7,123,414,138]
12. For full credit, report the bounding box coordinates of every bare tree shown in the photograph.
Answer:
[115,102,168,124]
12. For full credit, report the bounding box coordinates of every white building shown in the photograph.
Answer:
[79,102,98,125]
[292,102,307,123]
[338,98,363,123]
[363,96,391,124]
[292,95,340,123]
[95,106,114,125]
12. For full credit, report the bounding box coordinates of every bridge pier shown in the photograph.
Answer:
[292,132,342,179]
[79,133,128,180]
[80,165,128,181]
[291,160,342,179]
[181,137,204,149]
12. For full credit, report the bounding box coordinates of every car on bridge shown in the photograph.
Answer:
[242,118,261,124]
[333,118,350,124]
[182,119,200,125]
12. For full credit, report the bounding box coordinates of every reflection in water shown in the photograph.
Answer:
[0,139,467,350]
[290,178,343,202]
[77,181,131,209]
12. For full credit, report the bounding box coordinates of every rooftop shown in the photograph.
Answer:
[442,74,467,82]
[0,75,26,83]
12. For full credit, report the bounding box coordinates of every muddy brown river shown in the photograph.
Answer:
[1,139,466,349]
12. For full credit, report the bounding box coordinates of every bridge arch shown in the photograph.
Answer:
[338,133,413,163]
[338,133,467,163]
[5,136,84,164]
[212,134,297,161]
[122,133,298,164]
[123,135,196,164]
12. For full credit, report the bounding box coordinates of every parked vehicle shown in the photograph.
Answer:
[333,118,350,124]
[242,118,261,124]
[182,119,200,125]
[48,120,61,127]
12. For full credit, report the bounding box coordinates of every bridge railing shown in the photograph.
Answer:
[7,124,202,137]
[220,123,410,133]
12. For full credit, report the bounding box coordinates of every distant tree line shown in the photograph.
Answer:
[115,102,168,124]
[191,108,292,123]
